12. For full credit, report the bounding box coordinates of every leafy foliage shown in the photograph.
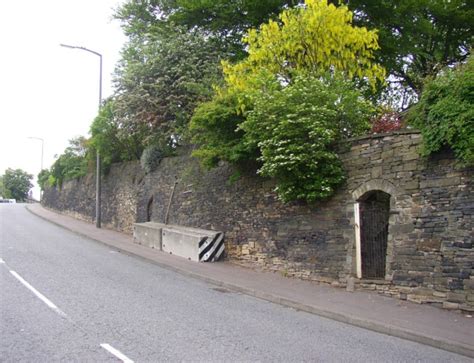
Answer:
[140,144,165,173]
[49,137,90,187]
[190,0,380,202]
[0,176,4,197]
[242,73,374,202]
[371,110,404,134]
[189,92,254,168]
[37,169,51,190]
[115,0,297,60]
[222,0,385,98]
[408,56,474,165]
[89,98,144,172]
[114,0,472,110]
[113,25,226,148]
[1,168,33,201]
[340,0,474,104]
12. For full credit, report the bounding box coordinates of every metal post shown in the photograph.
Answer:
[96,53,103,228]
[60,43,102,228]
[27,137,44,171]
[96,151,101,227]
[40,140,44,171]
[28,136,44,201]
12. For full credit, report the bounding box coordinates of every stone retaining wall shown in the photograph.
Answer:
[43,132,473,311]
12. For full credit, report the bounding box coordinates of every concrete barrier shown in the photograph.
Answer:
[133,222,163,250]
[133,222,224,262]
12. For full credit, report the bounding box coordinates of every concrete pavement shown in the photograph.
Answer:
[26,203,474,358]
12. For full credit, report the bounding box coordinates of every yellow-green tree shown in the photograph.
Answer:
[190,0,384,202]
[222,0,385,98]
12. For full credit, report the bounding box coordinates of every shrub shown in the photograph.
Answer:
[189,92,255,169]
[242,72,374,202]
[89,98,144,173]
[140,145,164,173]
[371,110,404,134]
[408,56,474,165]
[49,137,89,187]
[37,169,51,190]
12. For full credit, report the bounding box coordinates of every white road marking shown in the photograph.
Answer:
[9,270,67,318]
[100,343,134,363]
[3,259,134,361]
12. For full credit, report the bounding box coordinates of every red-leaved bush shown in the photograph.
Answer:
[371,111,404,133]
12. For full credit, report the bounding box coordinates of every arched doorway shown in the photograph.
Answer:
[146,195,154,222]
[358,190,390,279]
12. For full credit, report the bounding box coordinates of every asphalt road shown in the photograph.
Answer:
[0,204,471,362]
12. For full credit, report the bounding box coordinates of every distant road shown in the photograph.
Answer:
[0,204,469,362]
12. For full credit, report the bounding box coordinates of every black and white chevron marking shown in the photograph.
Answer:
[198,233,224,262]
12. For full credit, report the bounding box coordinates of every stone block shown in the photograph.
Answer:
[447,292,467,303]
[390,223,415,234]
[381,150,394,159]
[403,162,418,171]
[404,181,420,190]
[443,302,460,310]
[464,279,474,290]
[402,152,419,161]
[459,304,474,313]
[433,291,447,298]
[420,177,461,188]
[417,238,441,252]
[407,295,424,304]
[447,278,464,290]
[346,277,355,292]
[371,166,383,178]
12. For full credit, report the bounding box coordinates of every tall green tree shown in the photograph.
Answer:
[115,0,298,59]
[222,0,385,98]
[116,0,472,108]
[0,175,5,197]
[116,0,472,104]
[113,25,227,148]
[338,0,473,106]
[1,168,33,201]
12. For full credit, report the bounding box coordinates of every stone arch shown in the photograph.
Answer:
[352,178,399,205]
[146,195,154,222]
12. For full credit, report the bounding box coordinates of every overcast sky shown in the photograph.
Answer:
[0,0,126,199]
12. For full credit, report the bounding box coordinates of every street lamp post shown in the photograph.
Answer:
[27,137,44,171]
[28,136,44,202]
[60,43,102,228]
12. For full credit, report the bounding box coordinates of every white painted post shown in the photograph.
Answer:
[354,202,362,278]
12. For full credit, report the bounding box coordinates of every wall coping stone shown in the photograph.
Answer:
[348,129,421,143]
